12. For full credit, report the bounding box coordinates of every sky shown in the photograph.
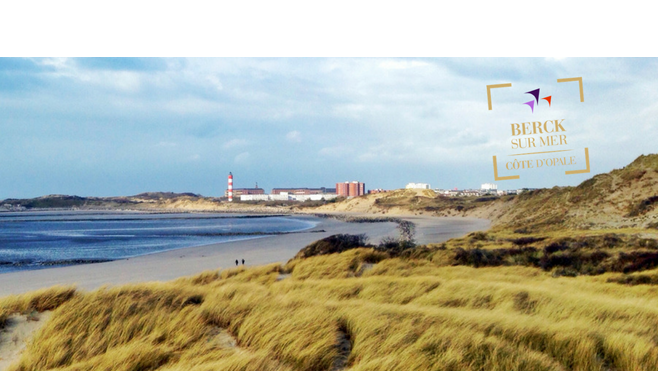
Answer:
[1,57,657,199]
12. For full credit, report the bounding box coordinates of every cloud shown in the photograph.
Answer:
[379,60,430,70]
[447,129,491,147]
[31,58,145,92]
[286,130,302,142]
[234,152,250,163]
[205,75,223,91]
[223,139,249,149]
[1,57,657,197]
[36,57,70,70]
[319,146,351,158]
[74,58,168,71]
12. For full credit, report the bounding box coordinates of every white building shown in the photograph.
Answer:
[240,193,338,202]
[239,194,272,201]
[406,183,431,190]
[481,183,497,191]
[291,194,338,202]
[462,190,480,197]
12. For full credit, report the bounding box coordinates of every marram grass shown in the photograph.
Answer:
[4,249,658,370]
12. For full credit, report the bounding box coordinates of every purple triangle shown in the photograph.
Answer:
[524,100,535,112]
[525,88,540,104]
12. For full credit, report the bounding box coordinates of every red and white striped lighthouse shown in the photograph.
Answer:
[228,172,233,202]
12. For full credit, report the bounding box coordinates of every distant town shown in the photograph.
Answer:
[0,172,539,212]
[224,172,536,202]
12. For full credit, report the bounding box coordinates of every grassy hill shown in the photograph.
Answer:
[0,192,292,213]
[305,188,498,217]
[310,154,658,232]
[486,154,658,231]
[0,192,209,210]
[0,192,315,214]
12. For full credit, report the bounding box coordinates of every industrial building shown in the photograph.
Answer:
[336,181,365,197]
[271,187,336,195]
[240,193,339,202]
[224,187,265,197]
[227,173,339,202]
[225,172,264,201]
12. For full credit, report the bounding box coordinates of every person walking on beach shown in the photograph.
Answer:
[242,259,245,265]
[235,259,239,266]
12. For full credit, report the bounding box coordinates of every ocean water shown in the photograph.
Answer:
[0,211,315,273]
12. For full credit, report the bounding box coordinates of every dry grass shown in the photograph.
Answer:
[4,247,658,370]
[0,285,76,327]
[309,153,658,231]
[423,228,658,277]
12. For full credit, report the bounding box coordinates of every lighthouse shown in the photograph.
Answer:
[228,172,233,202]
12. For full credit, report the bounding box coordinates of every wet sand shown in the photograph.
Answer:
[0,215,489,297]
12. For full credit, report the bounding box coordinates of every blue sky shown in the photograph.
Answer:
[1,58,656,198]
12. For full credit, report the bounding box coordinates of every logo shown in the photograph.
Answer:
[523,88,551,113]
[486,77,590,181]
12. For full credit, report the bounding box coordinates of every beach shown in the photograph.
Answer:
[0,214,489,297]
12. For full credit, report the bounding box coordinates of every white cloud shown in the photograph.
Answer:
[38,58,144,92]
[319,146,351,158]
[205,75,223,91]
[379,60,430,70]
[447,129,491,147]
[223,139,249,149]
[164,97,222,115]
[234,152,250,163]
[36,57,70,70]
[5,57,658,197]
[286,130,302,142]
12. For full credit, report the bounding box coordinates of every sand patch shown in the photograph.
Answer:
[208,326,238,349]
[0,311,51,370]
[331,327,352,371]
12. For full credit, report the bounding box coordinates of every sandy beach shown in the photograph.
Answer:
[0,215,489,297]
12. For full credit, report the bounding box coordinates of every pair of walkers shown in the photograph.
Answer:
[235,258,245,266]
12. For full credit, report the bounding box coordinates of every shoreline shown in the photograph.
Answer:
[0,204,298,215]
[0,213,490,297]
[0,212,317,275]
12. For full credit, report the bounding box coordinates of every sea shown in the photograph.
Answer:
[0,211,316,274]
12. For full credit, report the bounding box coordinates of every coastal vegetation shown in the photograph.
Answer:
[0,193,343,212]
[2,154,658,370]
[4,245,658,370]
[0,193,212,211]
[313,154,658,231]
